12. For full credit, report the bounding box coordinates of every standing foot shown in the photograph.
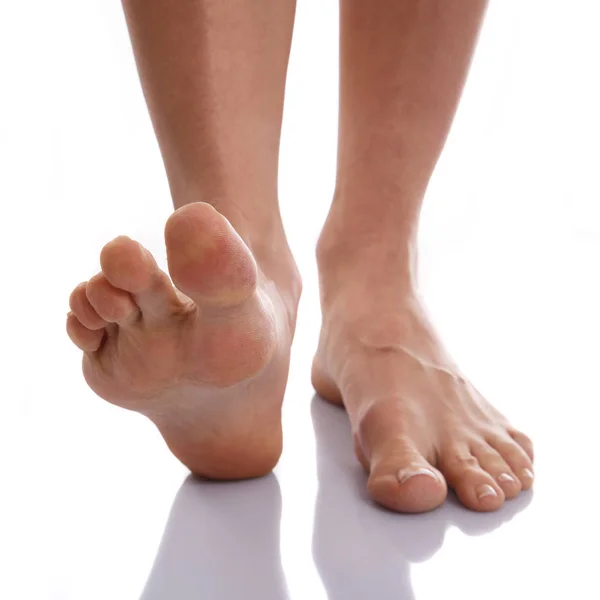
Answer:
[313,237,534,513]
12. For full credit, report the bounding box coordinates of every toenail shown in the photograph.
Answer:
[397,467,439,485]
[522,468,534,480]
[498,473,516,484]
[476,484,498,500]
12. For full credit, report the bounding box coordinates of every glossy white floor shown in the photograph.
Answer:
[2,1,599,599]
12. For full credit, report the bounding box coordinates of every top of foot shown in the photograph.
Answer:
[313,249,534,514]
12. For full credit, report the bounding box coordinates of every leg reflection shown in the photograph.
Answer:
[141,474,289,600]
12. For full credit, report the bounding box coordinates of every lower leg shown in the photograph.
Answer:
[122,0,299,284]
[314,0,534,512]
[66,0,301,478]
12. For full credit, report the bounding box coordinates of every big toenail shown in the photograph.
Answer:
[476,484,498,499]
[397,467,439,485]
[498,473,516,483]
[522,468,534,480]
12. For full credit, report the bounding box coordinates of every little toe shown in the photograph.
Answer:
[86,274,138,325]
[100,236,182,320]
[488,434,534,490]
[439,444,506,511]
[69,282,106,330]
[472,442,522,499]
[66,313,104,351]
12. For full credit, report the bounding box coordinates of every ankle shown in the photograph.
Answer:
[317,209,418,304]
[319,186,419,256]
[317,246,418,317]
[231,210,302,327]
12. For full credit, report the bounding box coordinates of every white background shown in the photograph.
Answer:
[1,1,599,599]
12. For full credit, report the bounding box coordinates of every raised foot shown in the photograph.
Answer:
[67,202,300,479]
[312,288,534,514]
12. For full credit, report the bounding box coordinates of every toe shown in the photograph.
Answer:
[100,236,181,319]
[472,442,522,499]
[508,429,535,462]
[165,202,257,308]
[69,282,106,330]
[439,443,506,512]
[100,236,154,293]
[66,313,104,351]
[487,434,535,490]
[86,274,138,324]
[356,402,447,513]
[368,447,448,513]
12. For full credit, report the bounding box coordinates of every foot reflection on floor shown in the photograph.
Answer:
[140,473,289,600]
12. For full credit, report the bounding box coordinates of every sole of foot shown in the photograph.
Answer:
[67,202,300,479]
[312,284,534,514]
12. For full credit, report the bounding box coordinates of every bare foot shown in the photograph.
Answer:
[312,242,534,513]
[67,202,301,479]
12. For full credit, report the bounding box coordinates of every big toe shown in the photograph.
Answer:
[367,441,447,513]
[369,452,448,513]
[357,403,447,513]
[165,202,257,308]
